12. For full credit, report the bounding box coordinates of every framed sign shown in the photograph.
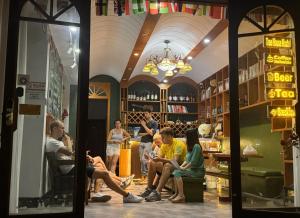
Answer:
[265,71,295,83]
[264,36,292,49]
[266,88,296,100]
[267,106,295,118]
[265,53,293,66]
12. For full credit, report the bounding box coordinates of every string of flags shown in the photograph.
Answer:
[95,0,228,20]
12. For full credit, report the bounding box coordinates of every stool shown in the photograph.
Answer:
[183,177,204,202]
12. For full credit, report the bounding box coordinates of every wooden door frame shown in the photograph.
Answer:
[0,0,90,217]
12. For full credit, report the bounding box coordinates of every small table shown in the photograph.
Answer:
[211,153,263,202]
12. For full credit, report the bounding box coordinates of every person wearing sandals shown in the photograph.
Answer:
[106,119,131,174]
[170,128,205,203]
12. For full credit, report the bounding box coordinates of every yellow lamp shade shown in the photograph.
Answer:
[176,59,185,69]
[143,65,151,73]
[151,67,159,75]
[165,70,174,77]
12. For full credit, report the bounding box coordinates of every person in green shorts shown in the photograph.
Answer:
[170,128,205,203]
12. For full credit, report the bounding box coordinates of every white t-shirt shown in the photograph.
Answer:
[46,137,74,175]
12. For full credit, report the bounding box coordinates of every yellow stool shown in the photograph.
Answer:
[119,148,131,177]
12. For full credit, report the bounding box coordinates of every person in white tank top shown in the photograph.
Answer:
[106,119,130,174]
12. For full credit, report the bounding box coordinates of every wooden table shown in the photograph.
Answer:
[210,153,263,202]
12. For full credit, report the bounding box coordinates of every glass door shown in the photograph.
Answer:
[0,0,89,217]
[229,1,300,217]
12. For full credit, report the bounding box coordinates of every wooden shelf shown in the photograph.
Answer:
[167,101,199,104]
[284,160,293,164]
[240,100,269,111]
[128,100,160,103]
[167,112,198,115]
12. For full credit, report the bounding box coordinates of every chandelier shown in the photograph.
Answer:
[143,40,192,77]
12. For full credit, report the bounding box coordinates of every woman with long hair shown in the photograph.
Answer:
[106,119,130,174]
[170,128,205,203]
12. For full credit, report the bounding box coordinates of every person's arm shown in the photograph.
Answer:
[181,144,201,170]
[57,146,73,156]
[180,161,188,167]
[152,146,171,163]
[122,129,131,141]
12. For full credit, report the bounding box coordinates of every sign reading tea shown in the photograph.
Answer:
[266,88,296,100]
[268,106,296,118]
[265,54,293,66]
[264,36,292,49]
[265,71,295,83]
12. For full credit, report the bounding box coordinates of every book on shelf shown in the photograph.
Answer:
[167,105,188,113]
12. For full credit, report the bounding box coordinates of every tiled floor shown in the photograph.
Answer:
[84,183,232,218]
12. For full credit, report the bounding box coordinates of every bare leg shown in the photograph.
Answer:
[174,177,185,198]
[156,163,174,193]
[92,169,128,197]
[106,156,113,171]
[147,160,163,189]
[169,179,178,200]
[110,155,119,174]
[153,174,160,187]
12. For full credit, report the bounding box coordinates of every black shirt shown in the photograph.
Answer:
[139,119,158,143]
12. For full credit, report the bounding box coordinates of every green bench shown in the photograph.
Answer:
[241,167,283,198]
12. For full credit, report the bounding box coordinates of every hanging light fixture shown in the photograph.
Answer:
[143,40,192,77]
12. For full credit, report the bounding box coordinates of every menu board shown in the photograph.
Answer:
[47,37,63,119]
[264,36,296,118]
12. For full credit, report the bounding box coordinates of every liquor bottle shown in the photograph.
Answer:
[173,95,178,102]
[151,92,154,100]
[146,92,150,100]
[154,93,158,100]
[133,92,136,100]
[186,95,189,102]
[128,92,131,100]
[168,93,172,101]
[143,93,146,101]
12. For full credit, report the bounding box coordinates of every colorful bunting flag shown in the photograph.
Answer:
[168,2,178,13]
[132,0,146,14]
[182,3,197,15]
[95,0,108,16]
[195,5,211,16]
[149,0,158,15]
[159,2,168,14]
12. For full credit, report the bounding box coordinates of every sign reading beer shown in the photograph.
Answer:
[265,71,295,83]
[268,106,296,118]
[264,36,292,49]
[266,88,296,100]
[265,53,293,66]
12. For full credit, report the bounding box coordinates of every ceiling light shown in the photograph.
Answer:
[69,26,77,32]
[134,52,139,56]
[187,56,193,60]
[204,38,210,44]
[143,40,192,77]
[163,79,168,83]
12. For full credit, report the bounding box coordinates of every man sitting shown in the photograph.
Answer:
[140,127,187,202]
[46,120,143,203]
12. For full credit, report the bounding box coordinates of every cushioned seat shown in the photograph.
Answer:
[183,177,204,202]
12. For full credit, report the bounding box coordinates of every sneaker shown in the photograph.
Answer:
[123,193,143,203]
[91,192,112,202]
[145,190,161,202]
[139,187,153,198]
[120,176,134,189]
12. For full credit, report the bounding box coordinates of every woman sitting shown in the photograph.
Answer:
[106,119,130,174]
[170,128,205,203]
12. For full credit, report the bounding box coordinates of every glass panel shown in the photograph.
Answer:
[266,5,284,28]
[21,1,47,19]
[269,12,295,31]
[238,6,298,212]
[238,18,262,35]
[9,20,79,215]
[54,0,72,16]
[56,6,80,24]
[246,6,264,28]
[34,0,50,15]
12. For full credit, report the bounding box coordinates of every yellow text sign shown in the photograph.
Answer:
[265,53,293,66]
[268,106,295,118]
[264,36,292,49]
[265,71,295,83]
[266,88,296,100]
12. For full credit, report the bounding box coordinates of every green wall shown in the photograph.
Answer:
[90,75,120,129]
[239,106,283,171]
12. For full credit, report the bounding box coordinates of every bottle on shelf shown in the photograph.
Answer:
[147,92,150,100]
[168,93,172,101]
[186,95,189,102]
[151,92,154,100]
[143,92,146,101]
[154,93,158,100]
[128,92,131,100]
[133,91,136,100]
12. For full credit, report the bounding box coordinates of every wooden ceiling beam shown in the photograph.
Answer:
[166,19,229,80]
[121,14,161,84]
